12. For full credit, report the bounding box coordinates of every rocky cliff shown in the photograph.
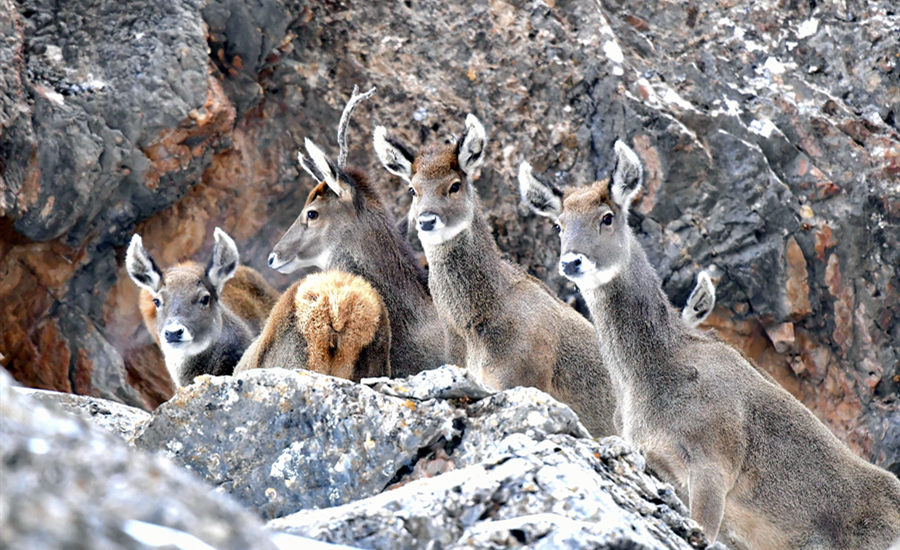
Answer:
[1,0,897,473]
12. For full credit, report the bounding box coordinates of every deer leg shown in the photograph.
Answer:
[689,465,727,543]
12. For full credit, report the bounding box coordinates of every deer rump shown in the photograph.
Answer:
[237,271,391,382]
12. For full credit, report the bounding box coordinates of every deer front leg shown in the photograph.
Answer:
[689,464,727,543]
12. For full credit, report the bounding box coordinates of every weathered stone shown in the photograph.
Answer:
[132,365,725,547]
[135,367,467,519]
[0,367,283,550]
[266,372,718,549]
[14,386,150,441]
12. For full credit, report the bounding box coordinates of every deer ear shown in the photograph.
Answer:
[373,126,414,183]
[682,269,716,326]
[610,140,643,209]
[125,234,163,293]
[207,227,239,293]
[518,161,562,219]
[301,138,352,201]
[457,114,486,175]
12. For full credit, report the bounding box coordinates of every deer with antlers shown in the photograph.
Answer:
[266,87,460,377]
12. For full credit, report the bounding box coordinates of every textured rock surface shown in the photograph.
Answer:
[14,386,151,441]
[134,365,716,548]
[0,368,285,550]
[270,435,712,550]
[1,0,898,473]
[135,367,465,519]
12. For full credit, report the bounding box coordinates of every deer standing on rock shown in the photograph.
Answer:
[520,140,900,548]
[266,87,457,377]
[373,114,619,437]
[126,227,278,388]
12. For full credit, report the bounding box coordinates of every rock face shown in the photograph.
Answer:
[134,365,717,548]
[0,368,282,550]
[1,0,897,474]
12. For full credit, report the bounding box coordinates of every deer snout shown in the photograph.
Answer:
[560,252,586,278]
[162,322,192,344]
[417,212,441,232]
[267,253,276,267]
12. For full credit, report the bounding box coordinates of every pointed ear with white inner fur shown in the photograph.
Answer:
[302,138,352,200]
[610,140,643,210]
[207,227,239,294]
[373,126,414,183]
[125,234,163,294]
[457,114,486,175]
[682,269,716,326]
[518,161,562,219]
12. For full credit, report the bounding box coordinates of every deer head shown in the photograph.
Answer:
[268,87,378,274]
[374,114,486,246]
[519,140,643,289]
[126,227,239,358]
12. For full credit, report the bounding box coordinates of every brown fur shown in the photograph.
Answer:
[236,270,390,382]
[270,147,454,376]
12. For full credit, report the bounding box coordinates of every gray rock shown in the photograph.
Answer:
[0,367,281,550]
[135,365,716,548]
[13,386,150,441]
[268,432,712,549]
[362,362,494,401]
[134,367,467,519]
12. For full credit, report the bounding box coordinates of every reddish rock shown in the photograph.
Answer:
[783,237,811,319]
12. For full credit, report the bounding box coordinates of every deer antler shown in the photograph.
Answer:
[337,85,377,169]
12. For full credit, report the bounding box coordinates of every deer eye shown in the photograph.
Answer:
[553,223,561,234]
[307,210,318,221]
[152,298,161,308]
[602,213,614,226]
[448,182,461,194]
[199,294,210,306]
[408,187,417,197]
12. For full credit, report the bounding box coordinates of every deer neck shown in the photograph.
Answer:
[581,233,687,387]
[421,209,506,328]
[326,209,433,324]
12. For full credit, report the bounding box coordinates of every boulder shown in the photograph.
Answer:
[14,386,150,441]
[135,365,719,548]
[0,367,348,550]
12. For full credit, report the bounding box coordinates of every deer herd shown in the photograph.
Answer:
[125,88,900,548]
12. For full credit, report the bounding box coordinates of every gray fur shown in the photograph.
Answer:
[376,115,617,437]
[125,229,261,388]
[558,141,900,548]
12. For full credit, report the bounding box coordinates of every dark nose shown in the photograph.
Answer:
[418,213,437,232]
[164,328,184,343]
[267,253,276,267]
[561,257,582,277]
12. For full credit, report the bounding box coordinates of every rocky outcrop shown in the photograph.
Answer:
[134,365,717,548]
[0,367,348,550]
[3,364,720,548]
[1,0,897,473]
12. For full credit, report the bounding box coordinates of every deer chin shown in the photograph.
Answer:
[559,256,621,290]
[416,219,469,247]
[271,251,330,274]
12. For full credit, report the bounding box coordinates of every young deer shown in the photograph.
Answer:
[235,270,391,382]
[266,87,456,377]
[520,141,900,548]
[126,227,278,387]
[373,114,618,437]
